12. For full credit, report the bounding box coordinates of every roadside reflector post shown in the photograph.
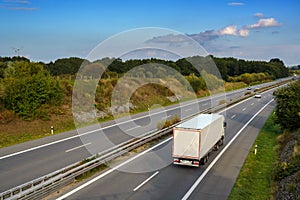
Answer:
[254,145,257,155]
[51,126,54,135]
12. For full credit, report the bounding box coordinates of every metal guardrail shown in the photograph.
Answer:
[0,80,290,200]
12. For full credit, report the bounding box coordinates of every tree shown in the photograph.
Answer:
[3,61,63,120]
[274,80,300,130]
[47,57,85,76]
[186,73,206,93]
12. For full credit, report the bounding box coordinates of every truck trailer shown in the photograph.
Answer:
[172,114,225,167]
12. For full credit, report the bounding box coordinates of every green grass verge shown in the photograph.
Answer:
[228,112,281,200]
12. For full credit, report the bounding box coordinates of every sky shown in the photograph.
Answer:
[0,0,299,66]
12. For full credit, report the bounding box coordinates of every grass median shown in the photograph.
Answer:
[229,112,281,200]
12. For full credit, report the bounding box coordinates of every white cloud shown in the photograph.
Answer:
[254,13,264,18]
[4,0,29,4]
[247,18,281,29]
[218,25,248,37]
[228,2,244,6]
[0,0,37,11]
[218,25,238,36]
[239,28,249,37]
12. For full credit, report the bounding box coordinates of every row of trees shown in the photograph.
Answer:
[0,55,290,121]
[0,56,289,82]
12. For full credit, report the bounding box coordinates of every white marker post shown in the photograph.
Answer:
[254,145,257,155]
[51,126,54,135]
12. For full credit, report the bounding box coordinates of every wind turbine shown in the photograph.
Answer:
[12,47,22,57]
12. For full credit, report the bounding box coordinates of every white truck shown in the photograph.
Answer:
[172,114,225,167]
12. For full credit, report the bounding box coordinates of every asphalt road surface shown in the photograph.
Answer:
[0,79,286,193]
[56,87,277,200]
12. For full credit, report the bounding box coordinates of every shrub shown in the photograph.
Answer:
[3,61,63,120]
[157,115,180,130]
[274,80,300,130]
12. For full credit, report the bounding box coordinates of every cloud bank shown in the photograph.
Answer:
[147,17,281,45]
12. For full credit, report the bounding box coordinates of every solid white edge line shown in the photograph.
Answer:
[56,138,172,200]
[133,171,159,192]
[65,143,92,153]
[181,99,274,200]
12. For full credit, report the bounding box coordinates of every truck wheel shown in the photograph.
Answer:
[202,155,209,165]
[218,138,224,146]
[214,143,219,151]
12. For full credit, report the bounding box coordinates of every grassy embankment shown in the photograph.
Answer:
[230,111,300,200]
[229,112,280,200]
[229,111,300,200]
[0,79,249,148]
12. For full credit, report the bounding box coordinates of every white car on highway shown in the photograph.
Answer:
[254,93,262,98]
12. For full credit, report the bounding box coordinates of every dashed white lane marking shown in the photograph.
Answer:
[57,138,171,199]
[133,171,159,191]
[126,126,141,131]
[231,114,236,119]
[162,115,172,119]
[65,143,92,153]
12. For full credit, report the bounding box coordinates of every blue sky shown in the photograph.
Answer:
[0,0,299,66]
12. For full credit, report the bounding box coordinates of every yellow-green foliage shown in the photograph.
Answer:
[157,115,180,130]
[229,72,271,84]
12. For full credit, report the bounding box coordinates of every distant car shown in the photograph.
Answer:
[254,93,262,98]
[247,87,252,90]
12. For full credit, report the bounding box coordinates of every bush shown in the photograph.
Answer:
[3,61,63,120]
[274,80,300,130]
[157,115,180,130]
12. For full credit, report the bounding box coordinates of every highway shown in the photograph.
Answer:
[56,87,277,200]
[0,80,281,193]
